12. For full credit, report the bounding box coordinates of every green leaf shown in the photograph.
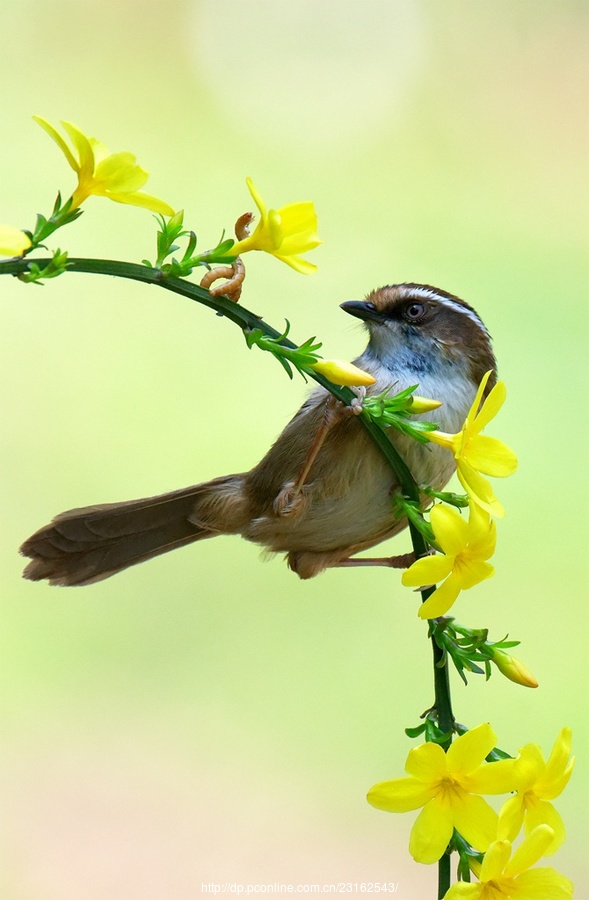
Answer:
[405,723,427,738]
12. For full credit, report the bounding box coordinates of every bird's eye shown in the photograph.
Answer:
[403,302,427,322]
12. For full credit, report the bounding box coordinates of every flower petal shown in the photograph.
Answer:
[245,176,267,219]
[498,794,525,841]
[467,371,492,433]
[417,575,461,619]
[466,758,517,795]
[540,728,573,794]
[275,253,318,274]
[105,190,175,216]
[409,798,454,864]
[513,744,545,790]
[452,793,498,852]
[479,838,511,881]
[539,760,575,801]
[523,800,565,855]
[455,557,494,591]
[473,380,506,432]
[442,885,482,899]
[61,120,95,177]
[366,777,433,813]
[511,867,574,899]
[33,115,79,172]
[504,824,555,877]
[402,553,454,588]
[405,741,447,781]
[457,463,505,518]
[468,507,497,559]
[467,435,518,477]
[447,724,497,776]
[431,503,469,554]
[266,208,285,250]
[277,203,321,252]
[95,153,149,192]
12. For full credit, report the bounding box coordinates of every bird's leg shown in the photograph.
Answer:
[334,548,435,569]
[335,552,418,569]
[274,390,365,518]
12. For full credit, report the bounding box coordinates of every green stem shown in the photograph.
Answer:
[438,852,451,900]
[429,610,455,743]
[2,254,455,896]
[0,257,424,502]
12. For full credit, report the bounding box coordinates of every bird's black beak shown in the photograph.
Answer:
[340,300,383,323]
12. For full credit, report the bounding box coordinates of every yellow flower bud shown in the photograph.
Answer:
[408,394,442,413]
[311,359,376,387]
[491,648,538,688]
[0,224,31,257]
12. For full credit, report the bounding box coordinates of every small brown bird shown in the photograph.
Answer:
[20,283,496,586]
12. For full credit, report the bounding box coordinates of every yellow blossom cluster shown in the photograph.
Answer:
[367,725,574,897]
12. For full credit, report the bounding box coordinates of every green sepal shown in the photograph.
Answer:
[421,486,469,508]
[243,321,322,380]
[424,716,454,747]
[406,710,454,746]
[18,248,70,283]
[148,214,238,276]
[451,831,483,882]
[24,193,82,253]
[195,236,237,267]
[362,383,440,444]
[432,618,526,688]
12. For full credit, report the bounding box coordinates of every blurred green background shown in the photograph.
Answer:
[1,1,587,897]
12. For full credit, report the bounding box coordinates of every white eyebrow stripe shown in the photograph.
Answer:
[406,286,490,336]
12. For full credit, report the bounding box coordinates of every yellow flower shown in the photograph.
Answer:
[402,503,496,620]
[443,826,573,899]
[230,177,321,273]
[310,358,376,386]
[498,728,574,856]
[367,724,516,865]
[0,224,31,257]
[426,371,518,518]
[490,648,539,689]
[34,117,175,215]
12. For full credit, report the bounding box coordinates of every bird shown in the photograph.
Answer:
[20,283,497,586]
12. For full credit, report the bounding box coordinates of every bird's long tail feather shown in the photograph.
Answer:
[20,475,244,586]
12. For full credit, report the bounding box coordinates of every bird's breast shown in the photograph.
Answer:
[242,360,475,555]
